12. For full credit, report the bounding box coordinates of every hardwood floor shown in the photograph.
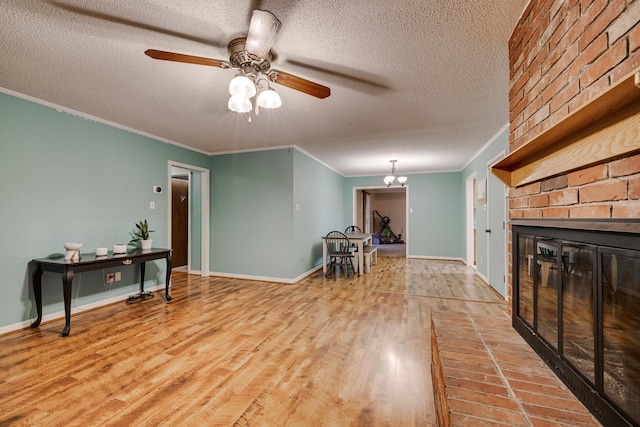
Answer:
[0,257,507,426]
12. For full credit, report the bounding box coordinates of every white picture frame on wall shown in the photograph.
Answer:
[477,178,487,204]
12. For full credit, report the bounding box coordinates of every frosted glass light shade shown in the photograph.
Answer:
[397,176,408,184]
[229,75,256,98]
[257,88,281,109]
[246,10,282,59]
[384,176,394,185]
[228,96,252,113]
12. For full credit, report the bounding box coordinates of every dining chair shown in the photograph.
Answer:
[324,230,355,278]
[345,225,363,272]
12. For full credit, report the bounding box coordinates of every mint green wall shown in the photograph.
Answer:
[0,92,210,329]
[345,173,464,258]
[210,149,294,278]
[0,89,504,331]
[293,150,345,275]
[461,128,509,279]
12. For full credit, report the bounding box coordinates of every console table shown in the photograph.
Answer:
[31,248,172,336]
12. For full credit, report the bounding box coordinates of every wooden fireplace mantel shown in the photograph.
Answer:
[492,68,640,188]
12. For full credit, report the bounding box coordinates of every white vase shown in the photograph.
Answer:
[141,239,153,250]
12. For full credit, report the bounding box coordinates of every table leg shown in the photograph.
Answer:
[165,253,172,301]
[30,264,43,328]
[358,241,364,274]
[140,262,145,292]
[126,261,154,303]
[61,268,74,337]
[322,240,328,274]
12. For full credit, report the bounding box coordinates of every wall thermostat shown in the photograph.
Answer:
[153,186,163,193]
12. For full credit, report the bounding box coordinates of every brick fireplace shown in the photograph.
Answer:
[494,1,640,425]
[506,0,640,294]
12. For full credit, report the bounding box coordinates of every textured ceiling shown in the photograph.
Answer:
[0,0,527,177]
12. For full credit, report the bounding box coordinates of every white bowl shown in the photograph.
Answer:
[63,242,83,251]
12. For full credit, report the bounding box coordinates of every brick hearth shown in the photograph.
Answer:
[431,311,601,426]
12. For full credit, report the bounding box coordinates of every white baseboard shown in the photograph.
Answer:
[476,271,489,284]
[0,283,165,337]
[208,265,322,284]
[408,255,465,262]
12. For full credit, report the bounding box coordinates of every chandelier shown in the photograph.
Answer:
[383,160,408,187]
[227,10,282,115]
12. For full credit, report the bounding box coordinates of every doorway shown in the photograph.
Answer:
[168,161,210,276]
[171,174,189,268]
[353,186,408,258]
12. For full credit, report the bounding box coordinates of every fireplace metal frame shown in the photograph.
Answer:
[512,219,640,427]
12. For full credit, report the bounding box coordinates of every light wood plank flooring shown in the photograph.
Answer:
[0,257,507,426]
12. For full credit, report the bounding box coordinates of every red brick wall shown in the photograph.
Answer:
[507,0,640,311]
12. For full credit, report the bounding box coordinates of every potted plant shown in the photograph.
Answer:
[129,219,155,250]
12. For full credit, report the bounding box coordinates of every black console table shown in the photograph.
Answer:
[31,248,172,336]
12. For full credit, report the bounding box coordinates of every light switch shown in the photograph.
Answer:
[150,201,155,209]
[295,203,301,211]
[409,208,414,213]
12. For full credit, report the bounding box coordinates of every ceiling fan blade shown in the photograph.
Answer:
[144,50,229,68]
[245,10,282,59]
[269,70,331,99]
[286,59,391,93]
[50,1,226,48]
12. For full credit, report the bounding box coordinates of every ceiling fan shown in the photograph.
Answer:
[145,9,330,113]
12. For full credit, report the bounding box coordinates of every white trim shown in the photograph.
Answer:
[486,150,508,300]
[0,283,165,336]
[408,255,465,262]
[209,265,322,284]
[475,271,489,285]
[465,173,477,269]
[1,87,511,178]
[0,87,210,155]
[210,144,293,156]
[168,161,210,277]
[293,146,343,175]
[461,123,509,170]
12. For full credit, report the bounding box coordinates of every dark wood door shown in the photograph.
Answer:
[171,177,189,267]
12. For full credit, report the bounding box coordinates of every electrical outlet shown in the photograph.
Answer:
[106,273,115,284]
[115,272,121,281]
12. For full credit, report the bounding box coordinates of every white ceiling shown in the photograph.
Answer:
[0,0,527,177]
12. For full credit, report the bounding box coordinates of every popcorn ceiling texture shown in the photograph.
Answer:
[0,0,526,176]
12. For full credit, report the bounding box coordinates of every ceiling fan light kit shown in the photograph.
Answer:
[257,87,282,109]
[245,10,282,58]
[229,74,257,98]
[384,160,407,187]
[228,95,252,113]
[144,9,330,118]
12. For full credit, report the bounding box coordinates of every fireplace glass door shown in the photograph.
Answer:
[562,243,595,384]
[513,221,640,427]
[601,248,640,424]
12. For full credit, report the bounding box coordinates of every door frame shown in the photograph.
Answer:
[486,150,507,298]
[167,161,210,277]
[465,173,477,268]
[352,185,409,257]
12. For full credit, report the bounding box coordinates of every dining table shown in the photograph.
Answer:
[322,232,372,275]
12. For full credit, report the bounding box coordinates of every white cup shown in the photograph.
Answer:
[96,247,108,256]
[113,244,127,254]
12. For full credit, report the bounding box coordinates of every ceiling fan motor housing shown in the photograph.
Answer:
[227,38,271,74]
